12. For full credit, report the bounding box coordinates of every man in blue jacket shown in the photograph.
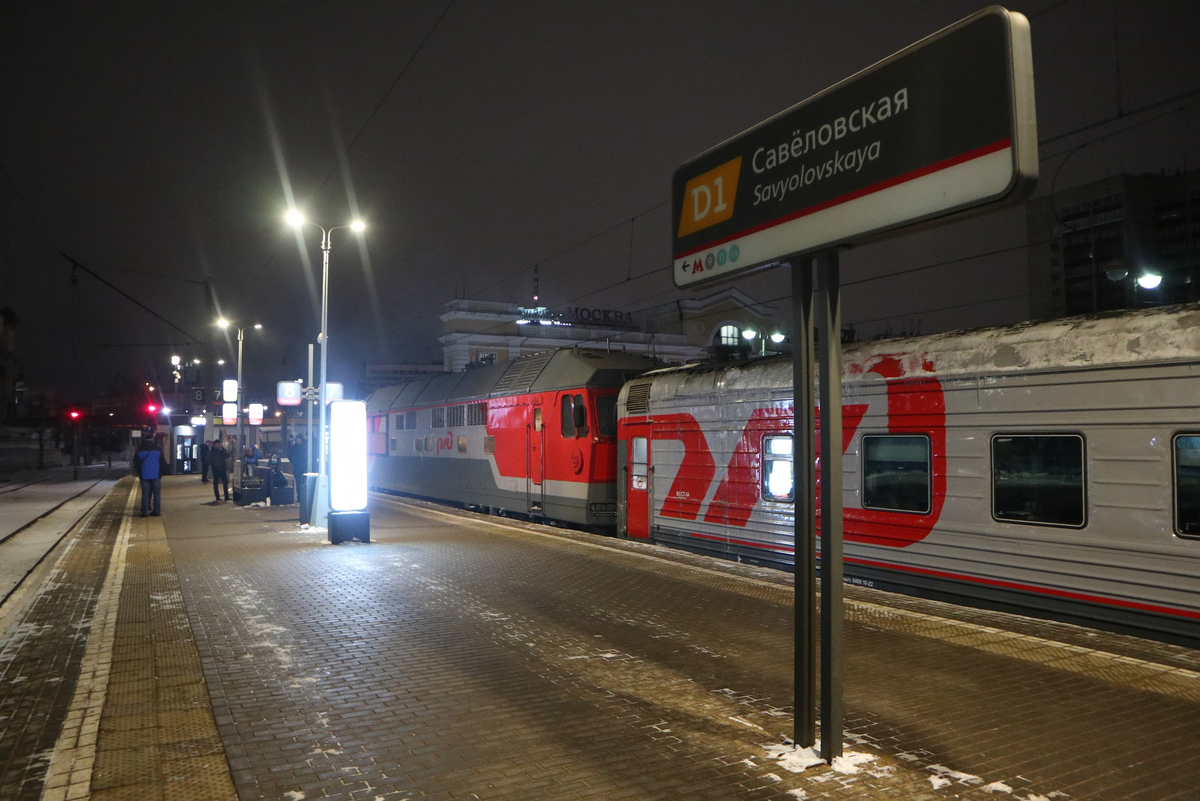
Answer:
[133,436,164,517]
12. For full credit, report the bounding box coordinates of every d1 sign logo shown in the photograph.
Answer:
[677,156,742,237]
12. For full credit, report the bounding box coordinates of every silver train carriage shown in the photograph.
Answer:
[616,303,1200,645]
[367,349,661,528]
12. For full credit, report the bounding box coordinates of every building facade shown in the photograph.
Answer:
[1027,169,1200,320]
[437,288,782,372]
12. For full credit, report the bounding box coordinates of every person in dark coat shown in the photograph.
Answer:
[132,436,165,516]
[209,439,231,501]
[288,434,309,484]
[199,439,211,482]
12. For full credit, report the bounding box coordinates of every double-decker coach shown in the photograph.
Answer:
[617,303,1200,644]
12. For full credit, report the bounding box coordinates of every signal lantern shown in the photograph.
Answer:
[147,404,158,413]
[68,410,81,420]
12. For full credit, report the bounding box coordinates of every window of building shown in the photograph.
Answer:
[992,435,1085,527]
[762,436,794,502]
[431,407,445,428]
[478,352,497,365]
[862,435,930,513]
[718,325,741,347]
[1175,435,1200,538]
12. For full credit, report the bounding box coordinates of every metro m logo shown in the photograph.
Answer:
[677,157,742,237]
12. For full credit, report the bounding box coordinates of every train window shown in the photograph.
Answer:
[457,436,468,453]
[862,435,931,514]
[533,408,543,432]
[484,436,496,454]
[631,437,648,490]
[405,411,417,429]
[573,395,588,437]
[762,436,794,502]
[1174,435,1200,538]
[561,395,575,437]
[596,396,618,437]
[992,435,1085,527]
[414,438,423,452]
[424,436,434,453]
[432,407,445,428]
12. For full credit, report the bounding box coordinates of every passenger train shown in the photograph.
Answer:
[367,304,1200,645]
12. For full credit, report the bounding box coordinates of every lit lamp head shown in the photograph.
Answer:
[286,210,304,228]
[327,400,371,545]
[1137,272,1162,290]
[742,328,758,341]
[770,332,786,344]
[350,220,366,233]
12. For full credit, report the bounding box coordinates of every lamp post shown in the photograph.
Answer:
[217,319,262,458]
[286,212,365,526]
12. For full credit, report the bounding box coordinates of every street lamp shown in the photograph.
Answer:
[287,211,366,526]
[216,318,263,458]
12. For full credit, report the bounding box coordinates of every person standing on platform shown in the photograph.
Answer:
[288,434,308,484]
[210,439,231,502]
[199,439,211,483]
[132,436,164,517]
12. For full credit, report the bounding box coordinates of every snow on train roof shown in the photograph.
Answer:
[633,302,1200,394]
[366,348,662,413]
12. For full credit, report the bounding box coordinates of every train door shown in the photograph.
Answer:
[528,404,545,513]
[624,422,652,539]
[174,435,195,474]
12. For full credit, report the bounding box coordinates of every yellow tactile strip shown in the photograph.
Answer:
[43,483,236,801]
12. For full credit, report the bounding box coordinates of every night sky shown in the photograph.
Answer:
[2,0,1197,406]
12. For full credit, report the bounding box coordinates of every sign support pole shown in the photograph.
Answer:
[816,248,844,762]
[792,258,817,749]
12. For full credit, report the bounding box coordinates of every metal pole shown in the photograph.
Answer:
[307,343,315,473]
[73,426,79,480]
[236,327,244,457]
[816,249,844,763]
[318,234,330,479]
[792,258,817,749]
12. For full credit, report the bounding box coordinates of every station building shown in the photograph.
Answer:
[1027,168,1200,320]
[434,287,783,372]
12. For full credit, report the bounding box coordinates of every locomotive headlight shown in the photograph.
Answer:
[1137,272,1162,290]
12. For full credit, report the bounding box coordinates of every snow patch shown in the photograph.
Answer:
[930,776,951,789]
[983,781,1014,793]
[728,716,767,732]
[830,751,876,775]
[788,791,807,800]
[927,764,983,785]
[763,742,825,773]
[284,792,305,801]
[764,772,782,782]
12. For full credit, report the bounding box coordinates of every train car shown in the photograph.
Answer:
[616,303,1200,644]
[367,348,661,529]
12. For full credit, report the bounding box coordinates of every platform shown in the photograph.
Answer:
[1,475,1198,800]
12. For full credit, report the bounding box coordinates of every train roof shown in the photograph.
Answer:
[366,349,663,413]
[628,302,1200,392]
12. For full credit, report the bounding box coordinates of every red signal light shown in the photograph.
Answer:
[69,410,81,420]
[147,404,158,413]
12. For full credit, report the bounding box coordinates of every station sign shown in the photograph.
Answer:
[248,403,265,426]
[672,6,1036,288]
[324,382,344,403]
[221,402,238,425]
[277,380,303,406]
[222,379,239,403]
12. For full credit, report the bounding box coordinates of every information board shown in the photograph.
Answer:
[672,6,1036,287]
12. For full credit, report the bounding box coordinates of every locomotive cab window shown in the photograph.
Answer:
[862,435,930,514]
[1174,435,1200,538]
[762,436,794,502]
[992,434,1085,527]
[561,394,589,438]
[595,395,618,437]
